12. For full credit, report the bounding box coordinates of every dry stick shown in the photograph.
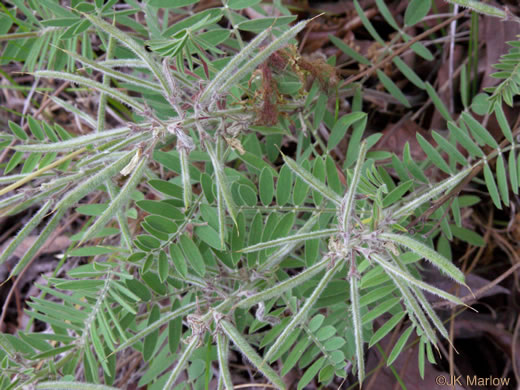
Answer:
[298,21,313,53]
[116,351,143,388]
[0,147,87,198]
[341,11,468,88]
[512,313,520,386]
[341,8,378,35]
[433,260,520,309]
[22,81,71,131]
[448,4,459,113]
[490,228,520,291]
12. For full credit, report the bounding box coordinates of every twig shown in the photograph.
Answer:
[433,261,520,309]
[341,11,468,87]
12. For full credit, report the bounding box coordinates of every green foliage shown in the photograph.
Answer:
[486,40,520,110]
[1,0,519,389]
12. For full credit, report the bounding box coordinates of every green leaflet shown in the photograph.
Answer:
[376,70,411,108]
[369,312,407,347]
[404,0,431,26]
[425,82,451,122]
[328,112,366,150]
[259,167,275,206]
[431,130,467,166]
[496,153,510,205]
[484,162,502,209]
[387,326,414,366]
[461,112,499,148]
[447,121,484,158]
[416,133,451,174]
[179,234,206,277]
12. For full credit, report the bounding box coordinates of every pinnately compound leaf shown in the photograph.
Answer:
[350,276,365,383]
[217,332,233,390]
[220,319,286,389]
[9,152,135,279]
[236,256,330,308]
[262,257,346,364]
[82,12,184,95]
[163,336,200,389]
[199,26,273,104]
[370,253,464,306]
[14,126,134,152]
[381,233,465,284]
[79,156,147,245]
[282,153,342,205]
[391,165,472,219]
[34,71,145,113]
[239,228,338,253]
[36,382,119,390]
[341,141,367,235]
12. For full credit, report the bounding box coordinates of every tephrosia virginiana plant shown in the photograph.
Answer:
[1,0,519,389]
